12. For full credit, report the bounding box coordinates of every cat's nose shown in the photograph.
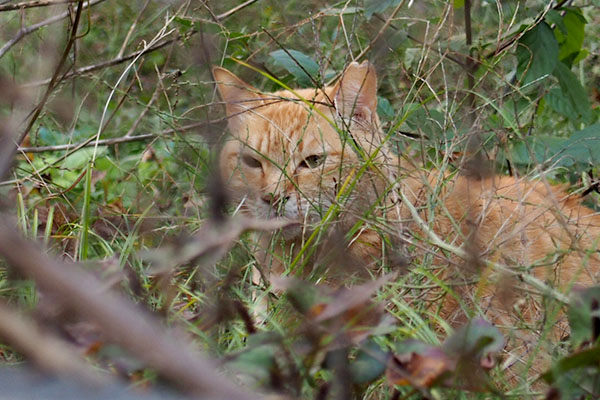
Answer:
[262,193,289,206]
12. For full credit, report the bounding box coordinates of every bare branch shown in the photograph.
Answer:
[0,0,82,12]
[0,216,262,400]
[22,35,180,88]
[216,0,260,20]
[19,0,260,88]
[16,120,220,153]
[0,0,106,59]
[0,300,110,386]
[18,0,85,145]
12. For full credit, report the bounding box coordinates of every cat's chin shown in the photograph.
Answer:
[279,222,303,240]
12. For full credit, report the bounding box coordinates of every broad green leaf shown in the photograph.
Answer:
[552,61,591,123]
[405,106,444,137]
[377,96,394,121]
[226,344,278,381]
[509,125,600,168]
[561,123,600,166]
[546,87,579,122]
[63,147,107,170]
[365,0,401,19]
[516,22,558,86]
[509,135,567,166]
[453,0,465,8]
[37,128,63,146]
[269,49,319,87]
[572,48,589,65]
[546,9,567,34]
[555,8,586,64]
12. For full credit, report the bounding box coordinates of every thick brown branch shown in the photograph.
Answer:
[0,217,261,400]
[0,300,109,386]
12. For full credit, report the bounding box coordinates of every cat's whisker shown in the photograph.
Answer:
[232,195,247,216]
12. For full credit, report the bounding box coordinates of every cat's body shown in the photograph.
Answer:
[213,62,600,376]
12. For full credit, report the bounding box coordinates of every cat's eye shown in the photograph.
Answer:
[299,154,326,169]
[241,154,262,169]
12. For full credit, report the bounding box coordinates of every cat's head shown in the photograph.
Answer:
[213,61,385,239]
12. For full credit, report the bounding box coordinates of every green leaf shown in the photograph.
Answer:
[546,9,567,34]
[37,128,63,146]
[516,22,559,86]
[405,106,444,138]
[567,287,600,348]
[365,0,401,19]
[561,124,600,166]
[541,344,600,398]
[509,135,567,166]
[226,344,278,381]
[269,49,319,87]
[63,147,107,170]
[453,0,465,8]
[443,318,504,359]
[546,87,579,122]
[509,125,600,168]
[377,96,394,121]
[552,61,591,123]
[555,8,586,65]
[349,339,388,384]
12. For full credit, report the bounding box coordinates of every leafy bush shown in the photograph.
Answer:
[0,1,599,399]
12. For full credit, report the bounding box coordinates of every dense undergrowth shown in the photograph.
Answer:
[1,1,600,399]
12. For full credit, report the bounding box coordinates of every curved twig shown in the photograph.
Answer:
[0,0,106,59]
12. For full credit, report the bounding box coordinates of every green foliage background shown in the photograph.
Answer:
[1,0,600,398]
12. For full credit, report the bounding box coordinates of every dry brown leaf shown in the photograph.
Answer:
[386,348,453,389]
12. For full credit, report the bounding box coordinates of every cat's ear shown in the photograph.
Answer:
[213,67,263,132]
[332,61,378,121]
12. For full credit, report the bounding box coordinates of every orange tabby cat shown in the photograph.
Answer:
[213,61,600,376]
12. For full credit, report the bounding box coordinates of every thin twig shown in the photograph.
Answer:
[18,0,85,145]
[22,35,180,88]
[124,41,177,137]
[484,0,569,59]
[0,0,106,59]
[326,0,405,85]
[0,0,81,12]
[354,0,405,61]
[216,0,260,20]
[16,120,221,153]
[396,185,570,304]
[372,13,466,68]
[116,0,151,58]
[19,0,257,88]
[464,0,475,111]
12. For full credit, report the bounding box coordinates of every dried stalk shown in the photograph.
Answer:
[0,216,261,400]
